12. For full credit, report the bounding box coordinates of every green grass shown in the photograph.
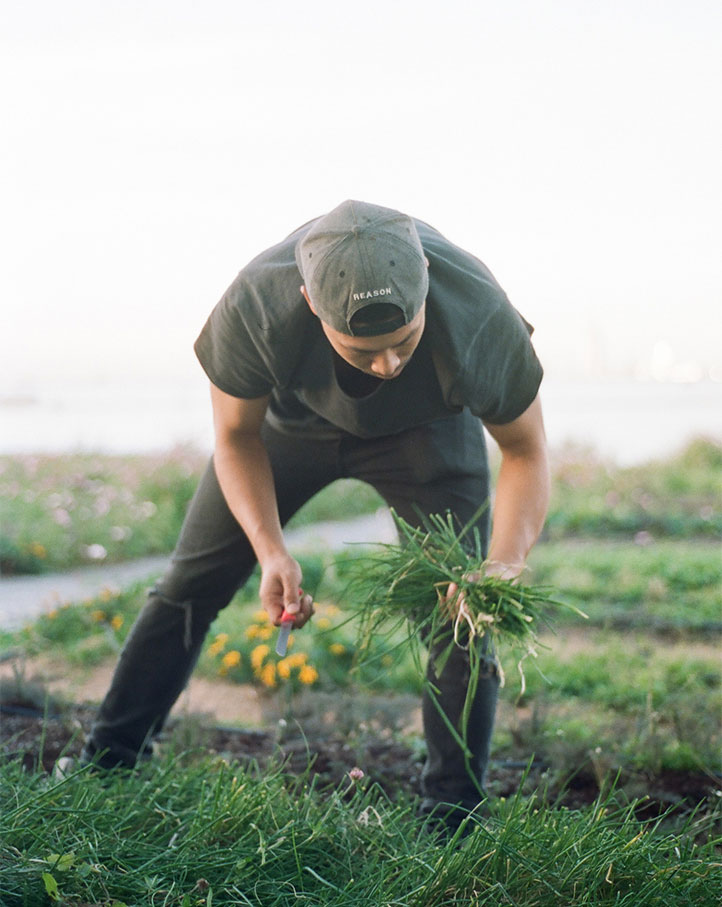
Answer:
[2,438,719,574]
[528,539,722,631]
[545,437,722,539]
[1,750,720,906]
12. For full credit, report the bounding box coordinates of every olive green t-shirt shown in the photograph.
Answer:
[194,215,543,439]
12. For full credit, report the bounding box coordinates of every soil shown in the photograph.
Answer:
[1,676,719,827]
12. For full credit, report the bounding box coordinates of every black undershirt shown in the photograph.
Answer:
[332,351,384,398]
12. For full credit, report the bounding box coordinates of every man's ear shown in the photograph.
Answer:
[300,285,317,315]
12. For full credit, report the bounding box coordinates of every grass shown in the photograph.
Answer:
[1,750,720,906]
[528,539,722,631]
[1,438,719,574]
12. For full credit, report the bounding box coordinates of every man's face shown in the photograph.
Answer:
[309,297,426,380]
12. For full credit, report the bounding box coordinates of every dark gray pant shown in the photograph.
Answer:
[86,411,499,809]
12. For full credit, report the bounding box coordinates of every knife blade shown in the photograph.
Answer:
[275,609,295,657]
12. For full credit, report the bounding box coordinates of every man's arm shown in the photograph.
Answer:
[210,382,313,626]
[482,393,550,578]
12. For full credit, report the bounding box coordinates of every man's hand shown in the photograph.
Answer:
[258,552,315,628]
[441,561,523,620]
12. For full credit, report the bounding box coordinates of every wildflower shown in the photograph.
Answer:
[215,632,230,646]
[257,625,273,641]
[329,643,346,656]
[207,640,225,657]
[348,767,364,782]
[253,610,267,622]
[47,609,58,620]
[222,650,242,669]
[100,586,117,603]
[245,625,260,640]
[53,508,71,527]
[316,617,332,630]
[285,652,307,668]
[298,665,318,685]
[29,542,47,559]
[277,659,292,680]
[259,662,276,688]
[324,604,341,617]
[90,610,106,623]
[111,615,124,630]
[251,644,270,671]
[110,525,131,541]
[84,543,108,561]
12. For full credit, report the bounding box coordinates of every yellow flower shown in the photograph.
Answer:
[316,617,332,630]
[30,542,47,559]
[251,644,270,671]
[277,659,292,680]
[298,665,318,685]
[259,662,276,688]
[253,610,267,623]
[329,643,346,656]
[323,604,341,617]
[215,632,230,645]
[244,625,260,640]
[256,625,273,641]
[110,615,124,630]
[90,610,106,623]
[47,609,59,620]
[284,652,307,668]
[207,640,225,657]
[222,650,242,668]
[100,587,116,603]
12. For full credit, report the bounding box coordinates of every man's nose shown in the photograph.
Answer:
[370,350,401,377]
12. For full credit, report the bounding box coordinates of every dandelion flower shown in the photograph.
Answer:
[222,650,242,668]
[329,643,346,656]
[260,662,276,688]
[90,610,106,623]
[215,632,230,645]
[298,665,318,685]
[207,640,225,657]
[48,610,59,620]
[285,652,307,668]
[245,625,260,640]
[253,610,267,623]
[251,644,270,671]
[316,617,332,630]
[257,626,273,641]
[111,615,124,630]
[30,542,47,559]
[277,659,292,680]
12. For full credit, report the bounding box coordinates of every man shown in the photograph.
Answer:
[79,200,549,823]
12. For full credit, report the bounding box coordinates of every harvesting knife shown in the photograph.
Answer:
[275,610,295,657]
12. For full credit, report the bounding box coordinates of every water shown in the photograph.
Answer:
[1,376,720,466]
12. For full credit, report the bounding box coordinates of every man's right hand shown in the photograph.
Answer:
[258,552,315,628]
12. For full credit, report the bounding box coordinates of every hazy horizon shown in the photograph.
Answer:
[2,0,720,392]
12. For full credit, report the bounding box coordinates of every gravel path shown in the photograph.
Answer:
[0,511,397,629]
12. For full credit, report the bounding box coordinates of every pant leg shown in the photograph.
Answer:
[85,426,341,766]
[342,411,499,810]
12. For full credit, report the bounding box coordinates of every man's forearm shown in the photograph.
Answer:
[213,433,286,565]
[487,446,550,572]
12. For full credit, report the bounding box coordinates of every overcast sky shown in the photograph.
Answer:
[2,0,720,389]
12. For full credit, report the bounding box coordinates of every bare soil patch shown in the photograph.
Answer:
[1,675,718,826]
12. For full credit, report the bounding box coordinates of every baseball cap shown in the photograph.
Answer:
[295,200,428,336]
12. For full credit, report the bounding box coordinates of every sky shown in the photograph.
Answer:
[2,0,721,391]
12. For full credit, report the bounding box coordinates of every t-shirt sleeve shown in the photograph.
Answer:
[464,305,544,424]
[194,288,275,399]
